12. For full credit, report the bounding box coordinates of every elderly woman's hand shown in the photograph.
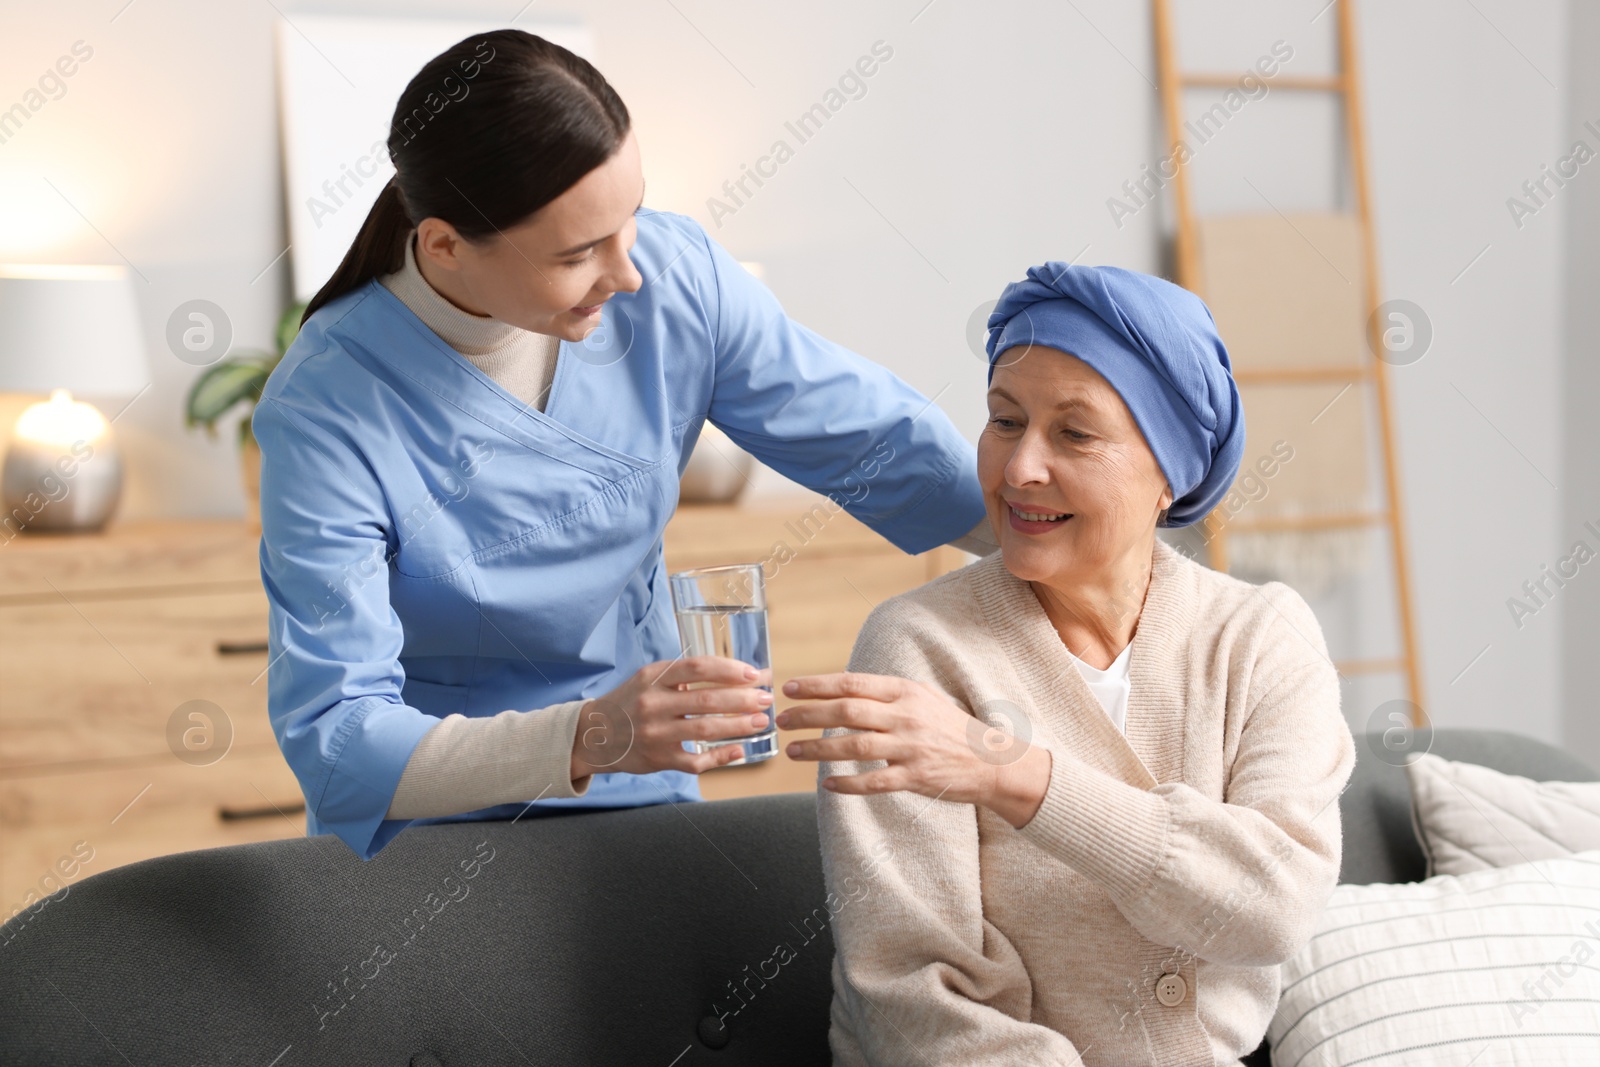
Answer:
[777,672,1053,829]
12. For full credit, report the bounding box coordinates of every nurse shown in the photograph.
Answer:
[256,28,993,860]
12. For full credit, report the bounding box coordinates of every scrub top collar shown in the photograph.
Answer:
[355,281,652,474]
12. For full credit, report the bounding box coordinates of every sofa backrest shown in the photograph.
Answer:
[0,793,836,1066]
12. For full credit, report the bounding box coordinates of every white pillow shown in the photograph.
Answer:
[1406,753,1600,876]
[1269,851,1600,1066]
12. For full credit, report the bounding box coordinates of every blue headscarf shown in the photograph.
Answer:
[984,263,1244,528]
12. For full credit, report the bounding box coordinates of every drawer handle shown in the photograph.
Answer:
[215,640,270,656]
[218,800,305,822]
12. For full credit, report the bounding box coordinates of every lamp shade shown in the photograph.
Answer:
[0,265,150,397]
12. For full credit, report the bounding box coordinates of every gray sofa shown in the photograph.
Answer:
[2,729,1594,1066]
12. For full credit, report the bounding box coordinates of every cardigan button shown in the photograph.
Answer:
[1154,971,1187,1006]
[698,1014,732,1049]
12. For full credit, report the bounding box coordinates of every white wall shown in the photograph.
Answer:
[1562,0,1600,766]
[1355,0,1573,754]
[0,0,1582,752]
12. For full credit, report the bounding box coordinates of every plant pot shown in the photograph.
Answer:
[240,436,262,530]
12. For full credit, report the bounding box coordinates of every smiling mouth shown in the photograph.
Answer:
[1010,505,1071,523]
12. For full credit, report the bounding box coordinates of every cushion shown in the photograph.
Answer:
[1407,752,1600,877]
[1269,851,1600,1065]
[1336,729,1598,886]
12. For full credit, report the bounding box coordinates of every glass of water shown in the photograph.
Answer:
[666,562,776,766]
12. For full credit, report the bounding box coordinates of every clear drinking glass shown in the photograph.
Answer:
[666,562,777,767]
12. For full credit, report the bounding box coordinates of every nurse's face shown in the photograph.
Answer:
[413,129,647,342]
[978,346,1173,591]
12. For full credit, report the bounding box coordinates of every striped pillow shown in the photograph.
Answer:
[1268,851,1600,1066]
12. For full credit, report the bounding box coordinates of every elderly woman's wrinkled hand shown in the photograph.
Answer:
[777,672,1052,828]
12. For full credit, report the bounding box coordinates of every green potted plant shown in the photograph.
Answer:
[184,301,305,527]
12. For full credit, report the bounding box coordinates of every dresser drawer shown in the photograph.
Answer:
[663,497,894,570]
[0,590,275,770]
[0,745,306,915]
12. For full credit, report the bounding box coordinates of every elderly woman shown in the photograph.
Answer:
[778,263,1357,1066]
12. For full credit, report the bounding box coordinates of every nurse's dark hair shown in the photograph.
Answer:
[301,30,630,324]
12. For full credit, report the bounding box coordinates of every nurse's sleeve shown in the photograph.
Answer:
[386,700,592,820]
[253,397,573,859]
[698,231,986,556]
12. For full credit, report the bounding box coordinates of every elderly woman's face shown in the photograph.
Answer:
[979,346,1173,586]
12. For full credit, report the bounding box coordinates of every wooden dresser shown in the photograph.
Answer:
[0,497,964,909]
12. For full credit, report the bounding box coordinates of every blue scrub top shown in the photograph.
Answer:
[254,207,985,859]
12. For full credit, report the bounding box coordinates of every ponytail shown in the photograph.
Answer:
[299,30,630,328]
[301,177,411,324]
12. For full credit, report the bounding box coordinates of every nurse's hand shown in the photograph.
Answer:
[776,672,1053,830]
[570,656,775,781]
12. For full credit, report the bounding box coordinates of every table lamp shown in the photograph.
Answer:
[0,264,150,533]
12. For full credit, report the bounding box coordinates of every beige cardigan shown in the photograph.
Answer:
[817,536,1355,1066]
